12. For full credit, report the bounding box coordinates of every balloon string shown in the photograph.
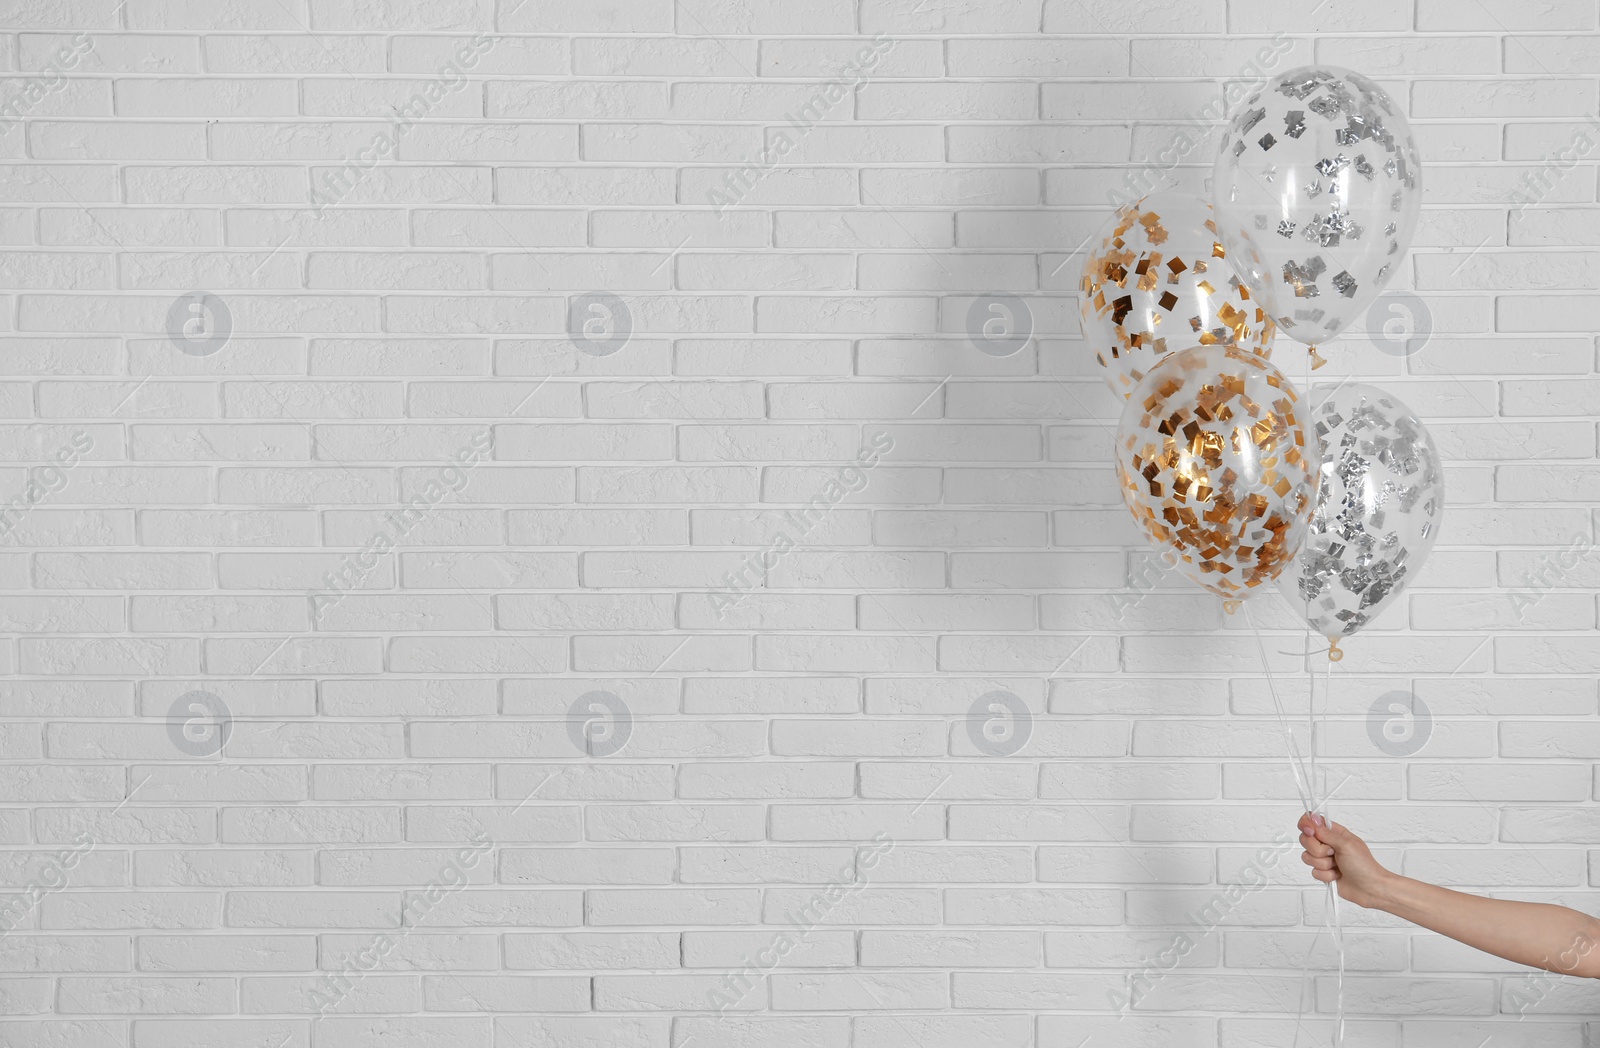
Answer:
[1300,304,1344,1048]
[1324,649,1347,1048]
[1243,603,1347,1047]
[1308,639,1318,817]
[1295,644,1318,1048]
[1242,603,1313,811]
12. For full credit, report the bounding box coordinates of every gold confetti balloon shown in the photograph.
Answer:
[1114,344,1319,600]
[1081,191,1276,400]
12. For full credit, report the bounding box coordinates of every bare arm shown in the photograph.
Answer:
[1299,812,1600,978]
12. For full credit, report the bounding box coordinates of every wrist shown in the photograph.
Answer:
[1361,868,1404,913]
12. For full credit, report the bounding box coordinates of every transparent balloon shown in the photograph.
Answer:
[1081,191,1276,399]
[1277,382,1444,638]
[1115,344,1319,600]
[1212,66,1423,366]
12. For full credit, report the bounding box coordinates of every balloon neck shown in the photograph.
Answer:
[1222,599,1242,615]
[1308,345,1328,370]
[1327,636,1344,662]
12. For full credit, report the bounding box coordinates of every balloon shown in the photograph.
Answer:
[1081,191,1277,399]
[1212,66,1422,363]
[1277,382,1443,638]
[1114,344,1318,600]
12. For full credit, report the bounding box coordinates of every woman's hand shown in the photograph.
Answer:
[1298,813,1600,978]
[1297,812,1394,910]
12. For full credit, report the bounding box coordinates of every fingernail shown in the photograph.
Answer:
[1313,814,1326,828]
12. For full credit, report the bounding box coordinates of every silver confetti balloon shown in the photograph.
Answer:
[1212,66,1422,366]
[1277,383,1443,639]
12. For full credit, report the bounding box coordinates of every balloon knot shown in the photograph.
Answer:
[1327,636,1344,662]
[1308,345,1328,370]
[1223,599,1242,615]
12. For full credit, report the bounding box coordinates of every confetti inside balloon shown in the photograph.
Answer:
[1277,382,1443,638]
[1081,192,1276,399]
[1212,66,1422,366]
[1115,344,1318,599]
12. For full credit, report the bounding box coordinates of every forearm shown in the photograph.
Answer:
[1376,873,1600,977]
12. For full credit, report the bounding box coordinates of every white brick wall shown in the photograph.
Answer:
[0,1,1596,1045]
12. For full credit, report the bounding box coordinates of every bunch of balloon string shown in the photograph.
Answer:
[1081,66,1443,1046]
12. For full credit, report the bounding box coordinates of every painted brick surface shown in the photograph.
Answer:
[0,2,1596,1046]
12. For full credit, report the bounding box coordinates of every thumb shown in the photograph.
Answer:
[1313,816,1349,848]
